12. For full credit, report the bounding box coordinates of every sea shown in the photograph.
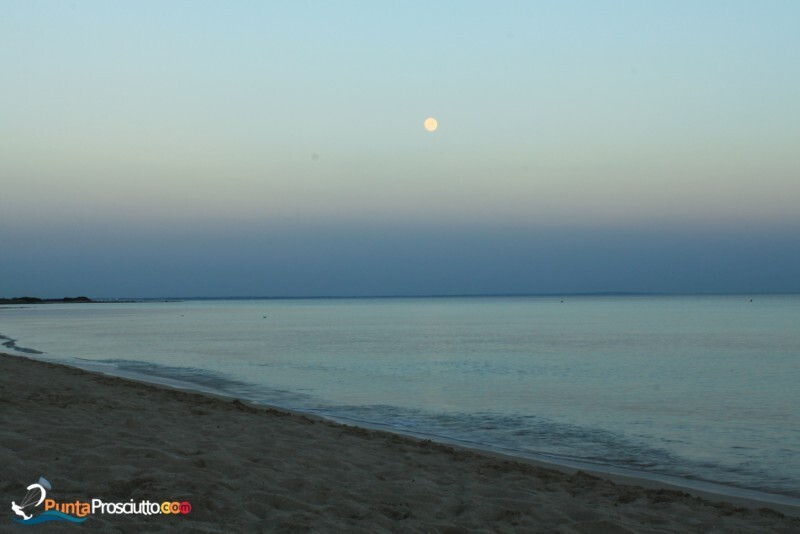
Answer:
[2,295,799,506]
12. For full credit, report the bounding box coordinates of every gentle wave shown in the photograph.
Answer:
[0,333,44,354]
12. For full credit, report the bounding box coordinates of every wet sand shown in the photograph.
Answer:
[1,352,798,532]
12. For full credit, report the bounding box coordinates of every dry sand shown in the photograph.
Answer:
[1,352,798,533]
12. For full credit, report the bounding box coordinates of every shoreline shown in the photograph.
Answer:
[3,352,799,531]
[11,348,800,513]
[318,414,800,514]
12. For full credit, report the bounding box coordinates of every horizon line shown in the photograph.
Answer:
[90,291,798,302]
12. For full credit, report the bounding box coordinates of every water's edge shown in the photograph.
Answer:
[4,346,799,516]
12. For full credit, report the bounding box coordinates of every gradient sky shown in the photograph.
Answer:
[2,1,799,297]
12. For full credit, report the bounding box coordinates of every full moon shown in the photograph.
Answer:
[424,117,438,132]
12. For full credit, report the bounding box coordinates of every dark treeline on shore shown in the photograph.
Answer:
[0,296,93,304]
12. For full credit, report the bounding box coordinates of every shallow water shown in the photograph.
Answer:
[2,295,799,500]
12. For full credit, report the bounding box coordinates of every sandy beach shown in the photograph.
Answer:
[1,353,798,533]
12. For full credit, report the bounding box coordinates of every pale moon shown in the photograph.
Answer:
[424,117,438,132]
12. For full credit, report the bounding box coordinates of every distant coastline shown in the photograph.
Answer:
[0,296,93,305]
[3,293,797,305]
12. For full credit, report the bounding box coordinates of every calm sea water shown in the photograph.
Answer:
[2,296,799,502]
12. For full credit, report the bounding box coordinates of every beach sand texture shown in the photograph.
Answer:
[1,353,798,533]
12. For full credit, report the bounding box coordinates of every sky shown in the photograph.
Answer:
[2,1,799,297]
